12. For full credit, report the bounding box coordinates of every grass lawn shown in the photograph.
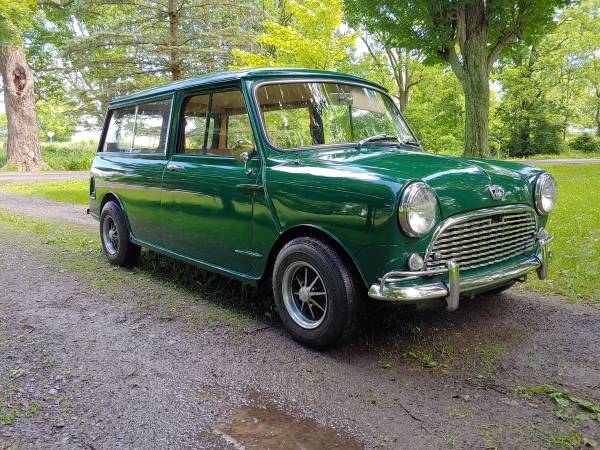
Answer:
[0,179,89,205]
[523,164,600,304]
[1,164,598,304]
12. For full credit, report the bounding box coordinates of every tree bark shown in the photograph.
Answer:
[438,0,525,158]
[458,0,490,158]
[168,0,181,80]
[0,45,45,171]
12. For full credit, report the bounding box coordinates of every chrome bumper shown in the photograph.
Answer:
[368,234,553,311]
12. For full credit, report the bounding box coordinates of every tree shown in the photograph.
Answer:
[29,0,259,122]
[404,64,465,154]
[0,0,45,170]
[494,45,564,157]
[344,0,567,157]
[232,0,355,70]
[358,32,424,112]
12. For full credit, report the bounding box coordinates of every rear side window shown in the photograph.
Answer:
[179,89,254,158]
[103,98,172,154]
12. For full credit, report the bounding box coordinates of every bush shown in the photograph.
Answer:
[1,141,97,171]
[570,134,600,153]
[41,141,97,171]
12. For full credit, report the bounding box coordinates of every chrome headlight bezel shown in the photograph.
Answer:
[398,182,438,237]
[534,172,557,215]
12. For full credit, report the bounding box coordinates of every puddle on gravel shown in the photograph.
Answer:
[214,405,363,449]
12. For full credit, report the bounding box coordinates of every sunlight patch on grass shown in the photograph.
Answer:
[0,179,89,205]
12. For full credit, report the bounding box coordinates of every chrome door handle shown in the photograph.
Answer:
[166,164,185,172]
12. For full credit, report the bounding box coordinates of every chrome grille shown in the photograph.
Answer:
[425,208,537,271]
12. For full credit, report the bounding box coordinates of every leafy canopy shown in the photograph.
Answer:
[0,0,38,44]
[232,0,355,70]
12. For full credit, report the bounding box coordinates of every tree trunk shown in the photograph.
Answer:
[0,45,45,171]
[460,1,490,158]
[462,64,489,157]
[168,0,181,80]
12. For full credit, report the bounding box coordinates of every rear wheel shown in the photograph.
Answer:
[272,237,363,349]
[100,201,140,267]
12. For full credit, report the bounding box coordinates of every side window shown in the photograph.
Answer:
[132,100,172,153]
[103,107,136,152]
[102,99,171,154]
[179,89,254,157]
[180,94,209,154]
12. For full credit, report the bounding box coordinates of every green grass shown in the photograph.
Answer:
[0,140,96,171]
[508,149,600,161]
[522,164,600,303]
[0,179,89,205]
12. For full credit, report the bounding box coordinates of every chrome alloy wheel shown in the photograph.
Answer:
[282,261,328,329]
[102,216,119,255]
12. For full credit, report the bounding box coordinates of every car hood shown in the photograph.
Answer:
[305,146,537,219]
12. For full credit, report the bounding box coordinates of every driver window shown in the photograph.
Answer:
[180,89,254,157]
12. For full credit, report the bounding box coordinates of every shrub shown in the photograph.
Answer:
[41,141,97,171]
[570,134,600,153]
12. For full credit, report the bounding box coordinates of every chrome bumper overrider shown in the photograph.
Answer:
[368,234,554,311]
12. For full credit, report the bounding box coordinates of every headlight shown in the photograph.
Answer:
[534,173,557,215]
[398,182,437,237]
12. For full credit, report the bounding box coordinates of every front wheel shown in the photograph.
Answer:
[100,201,140,266]
[272,237,363,349]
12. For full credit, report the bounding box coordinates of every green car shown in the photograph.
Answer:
[89,68,556,349]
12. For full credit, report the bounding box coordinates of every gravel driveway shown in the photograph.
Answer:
[0,190,599,449]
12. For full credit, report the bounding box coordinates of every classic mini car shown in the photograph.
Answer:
[89,68,556,348]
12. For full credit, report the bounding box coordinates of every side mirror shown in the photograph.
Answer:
[234,141,256,175]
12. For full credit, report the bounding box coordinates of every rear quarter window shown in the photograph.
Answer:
[102,98,172,154]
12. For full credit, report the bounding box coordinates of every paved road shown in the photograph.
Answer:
[1,190,599,449]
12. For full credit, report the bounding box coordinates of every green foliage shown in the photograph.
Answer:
[40,141,96,171]
[570,134,600,153]
[232,0,355,70]
[0,0,37,44]
[403,65,464,155]
[37,100,79,142]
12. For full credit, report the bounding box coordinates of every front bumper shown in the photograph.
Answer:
[368,233,553,311]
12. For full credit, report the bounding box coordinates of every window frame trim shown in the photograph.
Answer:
[176,85,255,159]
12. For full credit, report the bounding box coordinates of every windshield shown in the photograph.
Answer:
[255,81,418,150]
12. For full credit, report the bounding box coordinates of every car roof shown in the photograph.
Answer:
[109,68,387,107]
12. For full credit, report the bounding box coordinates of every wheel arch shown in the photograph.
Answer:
[100,192,133,235]
[260,225,368,291]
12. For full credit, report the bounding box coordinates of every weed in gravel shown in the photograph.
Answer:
[474,338,505,381]
[404,351,447,371]
[520,384,600,424]
[542,429,597,449]
[367,385,381,405]
[25,402,42,417]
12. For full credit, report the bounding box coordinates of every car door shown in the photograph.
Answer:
[160,86,261,274]
[97,97,172,245]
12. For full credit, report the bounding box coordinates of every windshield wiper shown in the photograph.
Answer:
[357,134,399,148]
[403,139,421,147]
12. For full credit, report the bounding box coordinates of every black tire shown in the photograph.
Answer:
[100,201,141,267]
[272,237,363,349]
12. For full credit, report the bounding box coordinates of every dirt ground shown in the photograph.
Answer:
[0,189,599,449]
